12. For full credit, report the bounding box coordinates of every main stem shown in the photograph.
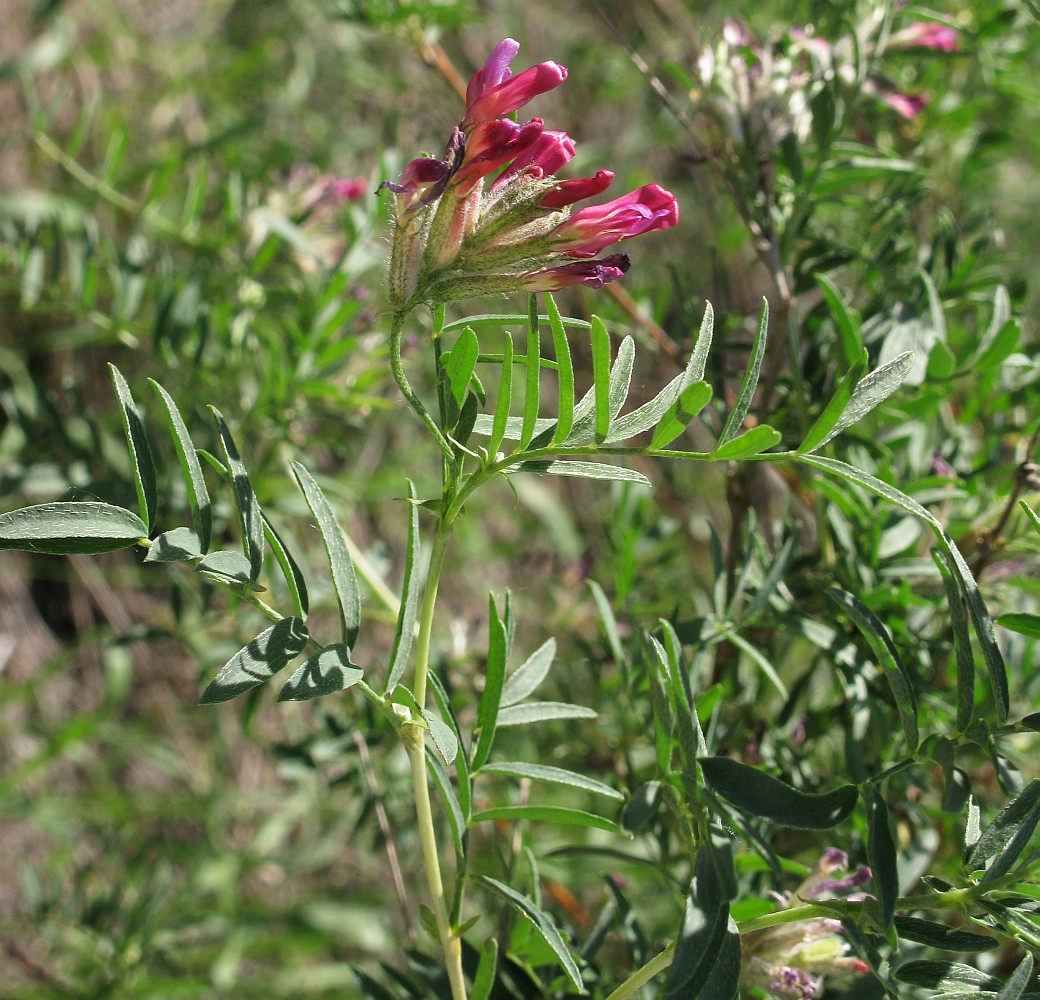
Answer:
[391,313,467,999]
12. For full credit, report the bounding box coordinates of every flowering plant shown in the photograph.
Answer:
[3,17,1040,1000]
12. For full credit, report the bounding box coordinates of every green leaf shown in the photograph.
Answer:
[798,350,868,454]
[261,511,309,621]
[716,298,768,448]
[710,424,782,461]
[0,502,147,555]
[589,580,625,671]
[472,805,618,833]
[145,526,202,563]
[664,846,730,999]
[475,876,582,990]
[700,757,858,829]
[606,303,714,445]
[866,788,898,928]
[278,644,362,702]
[967,779,1040,882]
[893,916,997,953]
[546,294,575,444]
[997,612,1040,640]
[808,352,915,452]
[477,761,623,801]
[291,462,361,649]
[471,593,507,771]
[519,296,540,449]
[488,333,513,459]
[429,671,470,819]
[689,917,741,1000]
[621,781,663,833]
[470,940,498,1000]
[197,549,254,584]
[445,327,479,407]
[149,379,211,551]
[109,365,157,531]
[800,455,1009,720]
[385,482,420,693]
[422,707,459,767]
[995,955,1035,1000]
[893,960,1003,993]
[501,638,555,706]
[814,273,862,366]
[591,315,612,442]
[210,407,264,581]
[828,588,918,749]
[426,749,465,862]
[689,301,715,382]
[933,549,975,732]
[199,617,308,704]
[650,381,713,450]
[496,701,597,727]
[514,460,651,486]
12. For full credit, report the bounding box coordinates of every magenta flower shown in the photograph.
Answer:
[519,253,631,292]
[462,37,567,131]
[888,21,959,52]
[551,184,679,258]
[492,130,576,189]
[451,118,544,197]
[379,157,453,221]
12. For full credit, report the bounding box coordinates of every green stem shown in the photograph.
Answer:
[603,943,676,1000]
[390,312,459,479]
[404,726,468,1000]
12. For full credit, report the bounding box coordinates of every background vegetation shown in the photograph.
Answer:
[2,1,1040,997]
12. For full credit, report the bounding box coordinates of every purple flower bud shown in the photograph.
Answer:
[519,253,631,291]
[379,157,452,221]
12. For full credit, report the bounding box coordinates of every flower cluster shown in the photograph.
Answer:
[692,10,960,153]
[380,39,679,312]
[740,848,872,999]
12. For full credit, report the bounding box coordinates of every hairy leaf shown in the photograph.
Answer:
[278,644,362,702]
[109,365,157,531]
[0,502,147,555]
[200,617,308,704]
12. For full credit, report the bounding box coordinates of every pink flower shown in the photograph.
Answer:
[451,118,544,196]
[462,38,567,131]
[492,130,576,189]
[519,253,631,291]
[539,169,614,209]
[551,184,679,258]
[889,21,959,52]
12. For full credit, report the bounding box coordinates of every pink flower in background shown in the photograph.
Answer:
[551,184,679,257]
[880,89,929,119]
[519,253,631,291]
[889,21,959,52]
[462,37,568,131]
